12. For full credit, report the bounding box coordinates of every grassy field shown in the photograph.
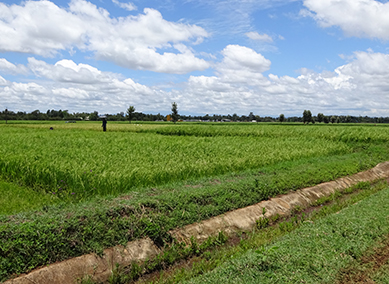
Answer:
[183,184,389,284]
[117,181,389,284]
[1,121,389,281]
[1,121,389,213]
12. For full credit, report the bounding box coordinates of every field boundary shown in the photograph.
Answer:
[4,162,389,284]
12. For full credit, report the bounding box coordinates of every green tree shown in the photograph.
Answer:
[89,111,99,121]
[330,116,336,124]
[279,114,285,123]
[248,112,255,121]
[302,110,312,124]
[171,102,179,123]
[255,115,261,123]
[4,108,8,124]
[126,105,135,124]
[317,113,324,123]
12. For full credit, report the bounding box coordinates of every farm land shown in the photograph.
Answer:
[1,121,389,282]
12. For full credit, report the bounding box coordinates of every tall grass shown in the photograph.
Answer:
[0,124,354,198]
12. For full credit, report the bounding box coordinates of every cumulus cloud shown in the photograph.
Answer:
[0,0,209,74]
[219,45,271,74]
[1,47,389,117]
[0,58,172,113]
[0,58,28,75]
[302,0,389,40]
[180,47,389,116]
[245,32,273,42]
[0,75,7,86]
[28,58,119,84]
[112,0,137,11]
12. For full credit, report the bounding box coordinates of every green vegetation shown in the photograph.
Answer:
[0,180,54,215]
[2,123,389,202]
[82,181,388,284]
[1,122,389,281]
[184,184,389,284]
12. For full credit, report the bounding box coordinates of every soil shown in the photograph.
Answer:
[336,235,389,284]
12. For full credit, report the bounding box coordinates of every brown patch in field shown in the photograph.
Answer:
[184,184,202,188]
[209,179,221,185]
[135,256,202,284]
[135,232,247,284]
[119,194,133,200]
[336,235,389,284]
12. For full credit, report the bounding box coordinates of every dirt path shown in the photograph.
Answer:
[4,162,389,284]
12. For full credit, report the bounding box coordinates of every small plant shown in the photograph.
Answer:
[271,213,281,223]
[254,245,279,266]
[109,263,131,284]
[128,261,142,281]
[279,221,294,232]
[256,217,269,229]
[76,275,96,284]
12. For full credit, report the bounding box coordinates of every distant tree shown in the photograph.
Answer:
[279,114,285,123]
[126,105,135,124]
[323,116,329,124]
[317,113,324,123]
[330,116,336,124]
[4,108,8,124]
[89,111,99,121]
[248,112,255,121]
[336,117,340,124]
[255,115,261,123]
[303,110,312,124]
[232,113,238,122]
[171,102,179,123]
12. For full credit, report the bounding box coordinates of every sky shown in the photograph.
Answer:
[0,0,389,117]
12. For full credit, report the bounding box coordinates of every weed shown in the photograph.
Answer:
[256,217,270,229]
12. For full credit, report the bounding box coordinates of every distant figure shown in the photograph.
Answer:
[49,127,54,130]
[102,118,107,132]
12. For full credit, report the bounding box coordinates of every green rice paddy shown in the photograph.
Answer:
[1,121,389,282]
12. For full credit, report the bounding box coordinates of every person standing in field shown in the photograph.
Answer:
[102,118,107,132]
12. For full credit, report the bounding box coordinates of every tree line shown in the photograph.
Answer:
[0,107,388,124]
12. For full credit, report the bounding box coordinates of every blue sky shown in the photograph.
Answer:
[0,0,389,117]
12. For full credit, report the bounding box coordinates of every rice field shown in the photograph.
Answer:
[0,122,362,198]
[2,121,389,281]
[1,121,389,211]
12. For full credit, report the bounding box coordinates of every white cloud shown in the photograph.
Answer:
[245,32,273,42]
[219,45,271,74]
[1,48,389,117]
[0,0,209,74]
[0,1,85,57]
[112,0,137,11]
[302,0,389,40]
[28,58,118,84]
[0,58,172,113]
[0,75,7,86]
[179,48,389,116]
[0,58,28,75]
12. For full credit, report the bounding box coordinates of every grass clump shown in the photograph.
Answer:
[183,184,389,284]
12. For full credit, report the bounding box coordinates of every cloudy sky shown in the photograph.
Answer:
[0,0,389,117]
